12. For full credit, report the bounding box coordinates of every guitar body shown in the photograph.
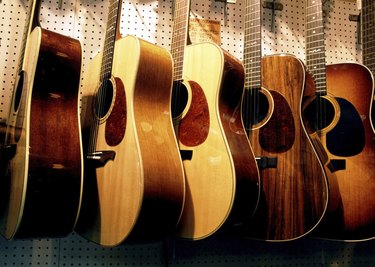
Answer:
[175,42,259,240]
[304,63,375,241]
[76,35,185,246]
[242,54,328,241]
[0,27,83,239]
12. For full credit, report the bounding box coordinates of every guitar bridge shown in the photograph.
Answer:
[180,149,193,161]
[87,151,116,168]
[3,144,17,160]
[256,156,277,170]
[327,159,346,172]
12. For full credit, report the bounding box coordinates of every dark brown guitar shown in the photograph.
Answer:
[238,0,328,241]
[0,0,83,239]
[303,0,375,241]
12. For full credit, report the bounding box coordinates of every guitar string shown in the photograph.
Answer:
[171,0,189,129]
[88,0,119,155]
[243,0,261,135]
[306,0,327,134]
[362,0,375,72]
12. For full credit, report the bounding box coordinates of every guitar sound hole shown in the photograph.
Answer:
[303,96,335,131]
[171,81,189,120]
[94,79,114,120]
[242,88,270,131]
[13,71,25,113]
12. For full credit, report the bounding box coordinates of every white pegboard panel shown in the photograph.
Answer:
[0,0,362,120]
[324,0,361,63]
[261,0,307,58]
[0,0,26,119]
[0,0,373,266]
[2,232,375,266]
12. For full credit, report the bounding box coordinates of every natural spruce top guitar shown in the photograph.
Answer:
[171,0,260,240]
[0,0,83,239]
[237,0,328,241]
[303,0,375,241]
[75,0,185,246]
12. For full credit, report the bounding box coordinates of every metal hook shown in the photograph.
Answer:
[262,1,283,31]
[349,14,361,45]
[215,0,236,26]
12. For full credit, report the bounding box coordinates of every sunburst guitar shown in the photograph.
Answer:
[303,63,375,241]
[302,0,375,241]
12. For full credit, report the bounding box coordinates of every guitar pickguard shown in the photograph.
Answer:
[178,80,210,147]
[326,97,366,157]
[259,90,295,153]
[105,77,127,147]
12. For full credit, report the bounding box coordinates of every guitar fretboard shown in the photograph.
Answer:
[305,0,327,96]
[243,0,261,90]
[99,0,122,81]
[17,0,39,73]
[171,0,191,81]
[362,0,375,73]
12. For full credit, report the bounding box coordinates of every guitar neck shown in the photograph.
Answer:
[243,0,262,90]
[362,0,375,74]
[18,0,40,73]
[305,0,327,96]
[170,0,191,81]
[99,0,123,81]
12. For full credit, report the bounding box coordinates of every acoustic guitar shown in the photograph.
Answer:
[171,0,260,240]
[0,0,83,239]
[75,0,185,246]
[303,0,375,241]
[238,0,328,241]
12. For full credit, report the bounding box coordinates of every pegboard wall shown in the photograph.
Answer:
[1,0,374,266]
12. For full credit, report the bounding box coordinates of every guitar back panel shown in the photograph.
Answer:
[1,27,83,239]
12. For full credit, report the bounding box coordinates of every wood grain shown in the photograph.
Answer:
[240,54,328,241]
[0,27,83,239]
[175,42,260,240]
[304,63,375,241]
[75,35,185,246]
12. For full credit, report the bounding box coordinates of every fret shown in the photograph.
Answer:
[305,0,327,95]
[171,0,191,81]
[364,51,375,58]
[306,26,324,34]
[306,40,325,49]
[362,0,375,73]
[243,60,261,67]
[246,80,262,88]
[244,33,261,41]
[99,0,121,81]
[245,74,261,82]
[243,0,262,89]
[305,65,326,72]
